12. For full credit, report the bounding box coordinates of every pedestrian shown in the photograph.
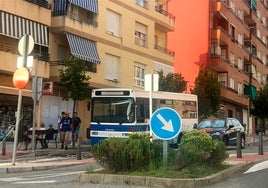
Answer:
[60,112,72,150]
[57,112,65,146]
[72,112,81,146]
[36,122,48,149]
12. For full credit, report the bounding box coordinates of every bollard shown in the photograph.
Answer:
[258,131,263,155]
[236,130,242,158]
[2,139,6,156]
[76,139,81,160]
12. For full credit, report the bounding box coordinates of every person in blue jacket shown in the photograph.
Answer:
[60,112,72,150]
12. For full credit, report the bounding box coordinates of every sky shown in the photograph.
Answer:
[168,0,210,92]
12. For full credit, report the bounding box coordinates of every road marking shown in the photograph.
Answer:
[0,171,86,184]
[13,180,56,184]
[244,160,268,174]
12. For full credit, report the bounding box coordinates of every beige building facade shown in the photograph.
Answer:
[0,0,175,141]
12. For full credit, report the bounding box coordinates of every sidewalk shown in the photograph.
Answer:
[0,140,99,174]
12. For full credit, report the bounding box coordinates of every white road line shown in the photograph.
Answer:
[0,171,86,182]
[13,180,56,184]
[244,160,268,174]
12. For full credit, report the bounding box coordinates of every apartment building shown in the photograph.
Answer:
[170,0,268,134]
[210,0,268,134]
[0,0,175,140]
[0,0,51,132]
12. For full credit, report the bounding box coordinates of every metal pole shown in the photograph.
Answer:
[258,131,263,155]
[163,140,168,166]
[76,138,81,160]
[12,89,23,165]
[149,74,153,137]
[2,139,6,155]
[236,130,242,158]
[31,60,38,156]
[247,96,250,135]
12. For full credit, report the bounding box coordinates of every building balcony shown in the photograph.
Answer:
[154,44,175,56]
[220,87,249,108]
[211,28,230,43]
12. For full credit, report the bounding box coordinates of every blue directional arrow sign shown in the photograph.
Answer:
[150,107,182,140]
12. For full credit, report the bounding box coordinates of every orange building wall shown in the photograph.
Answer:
[168,0,210,92]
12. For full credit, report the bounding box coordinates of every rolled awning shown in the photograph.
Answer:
[66,33,101,64]
[69,0,98,13]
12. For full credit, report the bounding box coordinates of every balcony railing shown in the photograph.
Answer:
[52,10,98,27]
[154,44,175,56]
[25,0,51,9]
[155,6,175,21]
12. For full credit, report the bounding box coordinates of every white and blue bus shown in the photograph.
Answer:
[89,88,198,145]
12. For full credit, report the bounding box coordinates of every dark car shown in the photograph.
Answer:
[0,130,5,141]
[195,118,246,148]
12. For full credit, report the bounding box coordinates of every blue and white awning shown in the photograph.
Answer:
[66,33,100,64]
[69,0,98,13]
[0,11,48,46]
[53,0,98,14]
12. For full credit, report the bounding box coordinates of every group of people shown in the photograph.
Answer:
[21,112,81,151]
[57,111,81,150]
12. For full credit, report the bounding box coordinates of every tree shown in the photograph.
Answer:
[251,84,268,119]
[59,56,91,147]
[192,67,221,120]
[158,70,187,93]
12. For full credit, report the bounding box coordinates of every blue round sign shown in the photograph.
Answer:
[150,107,182,140]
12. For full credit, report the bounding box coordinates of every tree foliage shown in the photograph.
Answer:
[59,56,91,106]
[192,67,221,119]
[251,84,268,119]
[158,70,187,93]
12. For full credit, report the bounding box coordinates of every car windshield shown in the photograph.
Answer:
[198,119,225,128]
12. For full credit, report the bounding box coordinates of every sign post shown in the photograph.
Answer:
[145,74,159,137]
[12,34,34,165]
[150,107,182,166]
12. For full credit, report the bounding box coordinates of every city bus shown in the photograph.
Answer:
[89,88,198,145]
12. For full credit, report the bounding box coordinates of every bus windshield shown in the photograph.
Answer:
[92,97,135,123]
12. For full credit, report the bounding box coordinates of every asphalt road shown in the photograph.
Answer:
[0,164,145,188]
[206,160,268,188]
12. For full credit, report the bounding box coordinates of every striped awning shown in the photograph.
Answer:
[0,11,48,46]
[66,33,100,64]
[69,0,98,13]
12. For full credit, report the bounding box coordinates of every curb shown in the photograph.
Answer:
[77,162,250,188]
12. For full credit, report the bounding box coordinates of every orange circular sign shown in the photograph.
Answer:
[13,67,29,89]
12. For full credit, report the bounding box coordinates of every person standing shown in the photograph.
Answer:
[60,112,72,150]
[72,112,81,146]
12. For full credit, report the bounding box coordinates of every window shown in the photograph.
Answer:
[230,24,236,40]
[218,73,227,87]
[229,78,235,90]
[106,10,120,36]
[238,34,243,47]
[135,22,147,47]
[136,0,148,8]
[238,57,243,71]
[238,83,243,96]
[105,54,119,81]
[230,52,235,66]
[134,63,145,87]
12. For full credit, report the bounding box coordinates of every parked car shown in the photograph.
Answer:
[195,118,246,148]
[0,130,5,141]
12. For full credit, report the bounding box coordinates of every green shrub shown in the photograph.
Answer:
[92,134,159,172]
[177,129,214,168]
[207,140,228,165]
